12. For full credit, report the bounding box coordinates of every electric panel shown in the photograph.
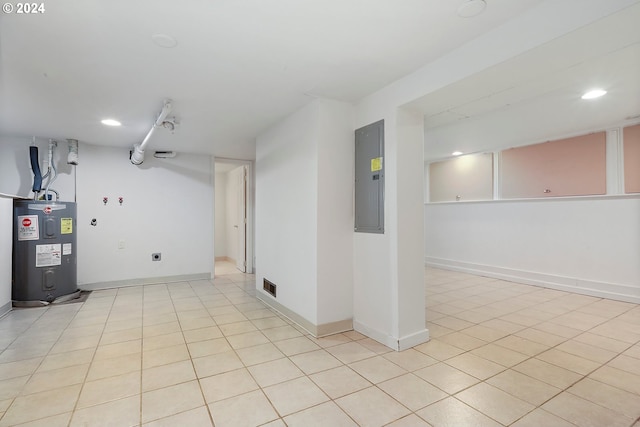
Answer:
[354,120,384,233]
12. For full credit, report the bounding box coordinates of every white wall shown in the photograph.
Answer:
[395,109,427,343]
[256,100,319,323]
[76,144,213,285]
[0,136,76,200]
[0,196,12,316]
[256,98,354,330]
[316,99,354,325]
[425,197,640,303]
[214,172,227,258]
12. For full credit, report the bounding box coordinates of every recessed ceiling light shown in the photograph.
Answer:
[452,151,463,156]
[101,119,121,126]
[457,0,487,18]
[151,34,177,48]
[581,89,607,100]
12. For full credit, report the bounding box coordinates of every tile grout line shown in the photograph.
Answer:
[1,268,638,426]
[423,269,640,426]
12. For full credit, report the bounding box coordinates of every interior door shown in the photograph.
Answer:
[236,165,247,273]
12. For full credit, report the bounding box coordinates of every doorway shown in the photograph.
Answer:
[214,159,253,276]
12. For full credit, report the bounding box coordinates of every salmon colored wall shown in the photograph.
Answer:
[501,132,606,198]
[624,124,640,194]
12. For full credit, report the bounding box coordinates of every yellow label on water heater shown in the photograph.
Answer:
[61,218,73,234]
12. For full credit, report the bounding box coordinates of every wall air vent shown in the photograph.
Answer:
[263,278,276,297]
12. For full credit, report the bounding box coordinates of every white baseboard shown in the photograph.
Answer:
[353,320,398,350]
[398,329,431,351]
[80,272,211,291]
[353,320,430,351]
[426,257,640,304]
[317,319,354,338]
[257,293,429,348]
[256,292,352,338]
[0,301,11,319]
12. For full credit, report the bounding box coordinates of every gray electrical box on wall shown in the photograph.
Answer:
[355,119,384,233]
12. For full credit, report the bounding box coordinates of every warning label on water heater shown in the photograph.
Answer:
[61,218,73,234]
[36,244,62,267]
[17,215,39,241]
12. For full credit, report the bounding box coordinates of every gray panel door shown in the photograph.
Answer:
[355,120,384,233]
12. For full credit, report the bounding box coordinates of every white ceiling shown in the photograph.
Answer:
[0,0,546,159]
[413,2,640,160]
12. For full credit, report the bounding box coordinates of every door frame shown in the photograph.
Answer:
[236,164,247,273]
[213,157,255,274]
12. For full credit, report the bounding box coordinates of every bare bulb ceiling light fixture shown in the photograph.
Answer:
[151,34,177,48]
[581,89,607,100]
[457,0,487,18]
[101,119,121,126]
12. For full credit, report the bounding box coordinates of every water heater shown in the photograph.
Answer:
[12,199,77,302]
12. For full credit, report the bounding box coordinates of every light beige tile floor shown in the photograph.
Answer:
[0,265,639,426]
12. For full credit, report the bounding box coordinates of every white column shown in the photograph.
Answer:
[493,150,501,200]
[606,128,624,195]
[394,108,429,349]
[353,107,429,350]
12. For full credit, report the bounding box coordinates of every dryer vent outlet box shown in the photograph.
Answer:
[263,278,276,297]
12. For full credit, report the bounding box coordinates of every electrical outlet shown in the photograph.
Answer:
[152,253,161,261]
[118,240,125,249]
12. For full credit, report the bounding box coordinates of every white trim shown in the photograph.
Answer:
[80,273,210,290]
[426,193,640,206]
[0,301,11,318]
[257,292,316,335]
[352,321,430,351]
[214,157,255,274]
[606,128,623,195]
[398,329,430,351]
[317,319,354,338]
[617,127,626,194]
[493,150,501,200]
[353,320,399,350]
[256,292,352,338]
[426,257,640,304]
[424,162,430,203]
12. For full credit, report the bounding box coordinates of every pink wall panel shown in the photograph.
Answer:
[624,124,640,194]
[501,132,606,198]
